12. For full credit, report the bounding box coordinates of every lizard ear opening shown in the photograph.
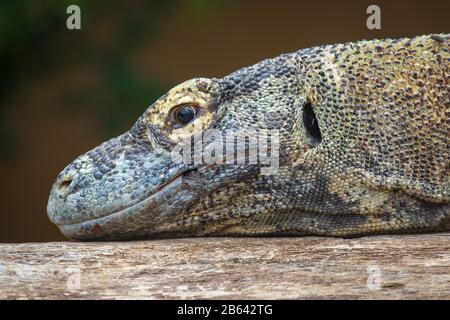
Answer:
[303,103,322,146]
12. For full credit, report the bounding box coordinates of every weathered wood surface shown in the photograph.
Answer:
[0,234,449,299]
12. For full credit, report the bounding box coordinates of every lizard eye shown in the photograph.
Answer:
[172,104,198,126]
[303,103,322,145]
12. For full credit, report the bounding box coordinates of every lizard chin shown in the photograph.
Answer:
[51,167,204,241]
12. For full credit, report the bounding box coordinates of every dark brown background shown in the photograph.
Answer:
[0,0,449,242]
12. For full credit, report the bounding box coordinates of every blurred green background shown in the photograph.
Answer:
[0,0,448,242]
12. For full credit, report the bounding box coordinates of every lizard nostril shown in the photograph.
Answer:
[57,175,74,194]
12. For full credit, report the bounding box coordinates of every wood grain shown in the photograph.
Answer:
[0,234,449,299]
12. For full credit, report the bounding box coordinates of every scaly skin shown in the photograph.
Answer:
[47,34,449,240]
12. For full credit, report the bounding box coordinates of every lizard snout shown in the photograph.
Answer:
[47,131,186,239]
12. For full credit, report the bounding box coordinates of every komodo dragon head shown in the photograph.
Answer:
[48,35,449,240]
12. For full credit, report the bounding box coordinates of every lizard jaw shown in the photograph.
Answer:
[50,167,203,240]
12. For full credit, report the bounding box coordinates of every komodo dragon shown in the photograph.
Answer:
[48,34,449,240]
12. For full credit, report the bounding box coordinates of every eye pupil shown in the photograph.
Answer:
[176,106,196,124]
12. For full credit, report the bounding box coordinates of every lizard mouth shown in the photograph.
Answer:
[50,166,204,240]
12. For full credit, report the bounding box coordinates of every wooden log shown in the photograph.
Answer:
[0,234,449,299]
